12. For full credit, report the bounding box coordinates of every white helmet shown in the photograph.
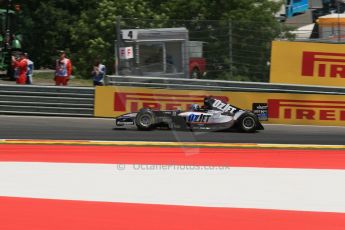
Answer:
[190,104,200,111]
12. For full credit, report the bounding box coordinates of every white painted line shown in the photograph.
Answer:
[0,162,344,213]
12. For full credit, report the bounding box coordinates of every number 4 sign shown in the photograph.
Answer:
[121,30,138,40]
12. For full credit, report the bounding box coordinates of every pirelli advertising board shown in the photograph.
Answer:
[270,41,345,87]
[95,86,345,126]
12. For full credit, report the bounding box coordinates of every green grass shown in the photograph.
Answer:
[30,70,94,87]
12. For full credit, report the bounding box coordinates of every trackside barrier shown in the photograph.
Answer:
[95,86,345,126]
[0,84,94,117]
[105,75,345,95]
[270,41,345,87]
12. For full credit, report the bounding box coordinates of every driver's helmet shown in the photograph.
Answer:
[203,96,214,109]
[190,104,200,111]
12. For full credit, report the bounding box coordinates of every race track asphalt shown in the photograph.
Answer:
[0,115,345,145]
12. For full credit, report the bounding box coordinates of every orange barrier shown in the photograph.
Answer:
[270,41,345,87]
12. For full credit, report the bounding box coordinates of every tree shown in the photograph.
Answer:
[16,0,98,69]
[70,0,168,77]
[14,0,284,82]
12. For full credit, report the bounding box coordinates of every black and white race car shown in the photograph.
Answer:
[114,97,264,132]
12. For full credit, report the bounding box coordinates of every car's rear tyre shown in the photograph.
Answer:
[135,109,156,131]
[238,113,257,133]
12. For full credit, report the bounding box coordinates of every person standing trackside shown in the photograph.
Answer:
[92,59,106,86]
[55,50,72,86]
[12,52,28,85]
[25,53,34,85]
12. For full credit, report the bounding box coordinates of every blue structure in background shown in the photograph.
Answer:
[286,0,309,18]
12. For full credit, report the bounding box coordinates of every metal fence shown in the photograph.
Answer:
[115,16,345,81]
[17,16,345,84]
[106,75,345,95]
[115,18,281,83]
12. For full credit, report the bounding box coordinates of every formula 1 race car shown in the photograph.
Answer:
[114,97,264,132]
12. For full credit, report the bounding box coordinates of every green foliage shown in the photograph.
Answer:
[70,0,169,77]
[16,0,97,69]
[14,0,284,81]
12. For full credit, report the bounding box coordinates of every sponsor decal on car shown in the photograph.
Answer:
[116,119,135,126]
[212,99,238,113]
[116,122,135,126]
[187,114,212,123]
[252,103,268,121]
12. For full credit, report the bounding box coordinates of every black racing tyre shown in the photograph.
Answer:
[135,109,156,131]
[238,113,258,133]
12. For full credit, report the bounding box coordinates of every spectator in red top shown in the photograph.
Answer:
[55,50,72,86]
[12,52,28,85]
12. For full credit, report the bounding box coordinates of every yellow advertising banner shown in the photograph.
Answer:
[270,41,345,87]
[95,86,230,117]
[95,86,345,126]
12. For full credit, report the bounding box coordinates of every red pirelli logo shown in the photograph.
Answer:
[268,99,345,121]
[302,51,345,78]
[114,92,229,112]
